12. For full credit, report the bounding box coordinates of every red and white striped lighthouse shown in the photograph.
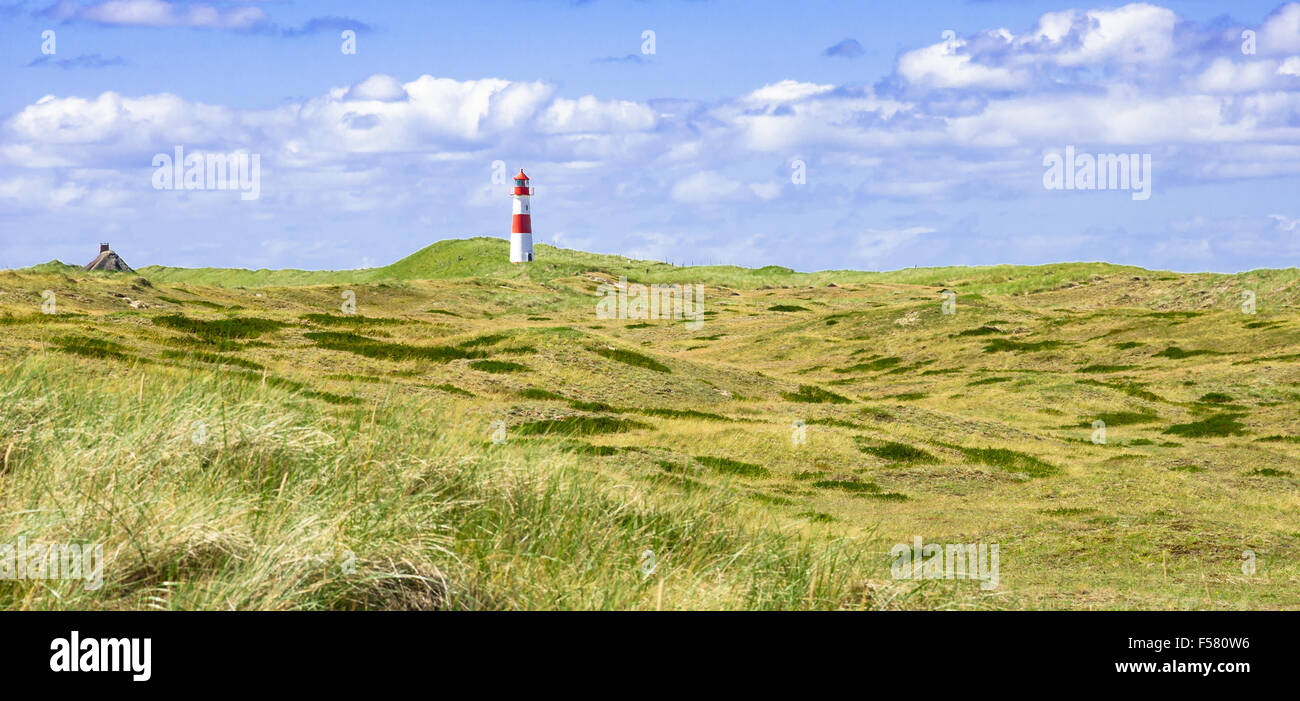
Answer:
[509,169,534,264]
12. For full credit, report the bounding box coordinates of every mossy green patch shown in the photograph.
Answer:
[1154,346,1223,359]
[983,339,1065,353]
[470,360,530,374]
[781,385,852,404]
[694,455,770,478]
[153,313,285,341]
[513,416,650,436]
[1163,413,1248,438]
[301,313,404,326]
[856,439,939,464]
[958,446,1057,477]
[305,331,487,363]
[591,346,671,373]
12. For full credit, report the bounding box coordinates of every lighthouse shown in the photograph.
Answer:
[509,169,534,263]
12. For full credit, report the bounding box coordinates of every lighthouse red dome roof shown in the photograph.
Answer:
[514,169,529,181]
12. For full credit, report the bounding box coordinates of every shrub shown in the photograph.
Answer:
[694,455,769,478]
[513,416,650,436]
[305,332,487,363]
[1163,413,1248,437]
[857,440,938,464]
[958,447,1057,477]
[153,313,285,340]
[470,360,529,374]
[781,385,852,404]
[591,346,670,373]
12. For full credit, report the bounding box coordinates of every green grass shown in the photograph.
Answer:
[1248,468,1292,477]
[1077,379,1166,403]
[957,447,1057,478]
[9,236,1300,611]
[811,480,908,500]
[591,346,671,373]
[519,388,566,401]
[153,314,285,341]
[694,455,770,478]
[1163,413,1249,437]
[781,385,852,404]
[1040,507,1096,516]
[469,360,530,374]
[1078,411,1160,426]
[49,336,134,361]
[638,408,733,422]
[956,326,1005,336]
[812,479,881,493]
[1153,346,1222,359]
[305,332,487,363]
[513,416,651,437]
[982,338,1066,353]
[835,357,902,373]
[967,376,1012,386]
[457,333,509,348]
[857,440,939,464]
[160,349,264,370]
[0,356,873,610]
[301,313,405,326]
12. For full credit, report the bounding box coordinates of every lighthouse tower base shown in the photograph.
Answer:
[510,233,533,264]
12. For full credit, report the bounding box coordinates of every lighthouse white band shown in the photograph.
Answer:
[510,232,533,263]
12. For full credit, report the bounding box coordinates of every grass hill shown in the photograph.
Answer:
[2,237,1298,610]
[135,235,1300,297]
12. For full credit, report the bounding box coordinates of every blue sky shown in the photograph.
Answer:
[1,0,1298,273]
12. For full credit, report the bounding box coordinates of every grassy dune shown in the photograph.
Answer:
[3,237,1299,609]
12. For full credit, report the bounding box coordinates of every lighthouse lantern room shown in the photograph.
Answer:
[509,169,534,264]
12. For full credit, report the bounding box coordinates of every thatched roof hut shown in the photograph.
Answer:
[83,243,133,272]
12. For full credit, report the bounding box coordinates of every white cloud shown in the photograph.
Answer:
[1259,3,1300,54]
[1032,4,1178,66]
[1269,213,1300,231]
[671,171,743,204]
[741,80,835,106]
[344,75,409,103]
[1197,58,1283,93]
[46,0,268,30]
[898,38,1027,90]
[537,96,656,134]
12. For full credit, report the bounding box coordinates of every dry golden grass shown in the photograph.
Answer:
[3,243,1298,609]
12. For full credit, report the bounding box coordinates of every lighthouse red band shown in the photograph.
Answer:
[509,169,534,263]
